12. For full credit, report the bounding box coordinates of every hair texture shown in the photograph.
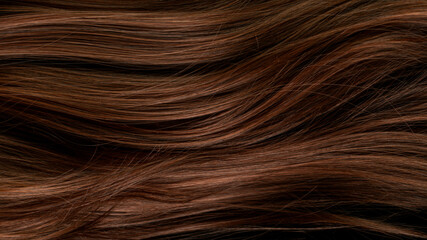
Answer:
[0,0,426,239]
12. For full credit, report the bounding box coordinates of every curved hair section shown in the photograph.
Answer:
[0,0,426,239]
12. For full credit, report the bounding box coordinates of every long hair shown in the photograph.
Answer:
[0,0,426,239]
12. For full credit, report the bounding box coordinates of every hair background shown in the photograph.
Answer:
[0,0,426,239]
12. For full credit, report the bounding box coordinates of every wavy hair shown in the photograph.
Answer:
[0,0,426,239]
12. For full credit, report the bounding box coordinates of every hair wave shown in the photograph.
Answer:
[0,1,426,239]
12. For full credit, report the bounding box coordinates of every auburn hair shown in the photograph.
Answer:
[0,0,426,239]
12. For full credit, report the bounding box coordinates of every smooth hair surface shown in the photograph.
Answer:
[0,1,426,239]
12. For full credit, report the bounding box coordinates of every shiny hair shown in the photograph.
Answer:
[0,0,426,239]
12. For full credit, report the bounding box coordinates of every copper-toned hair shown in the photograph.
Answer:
[0,0,426,239]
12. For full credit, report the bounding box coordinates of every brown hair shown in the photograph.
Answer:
[0,0,426,239]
